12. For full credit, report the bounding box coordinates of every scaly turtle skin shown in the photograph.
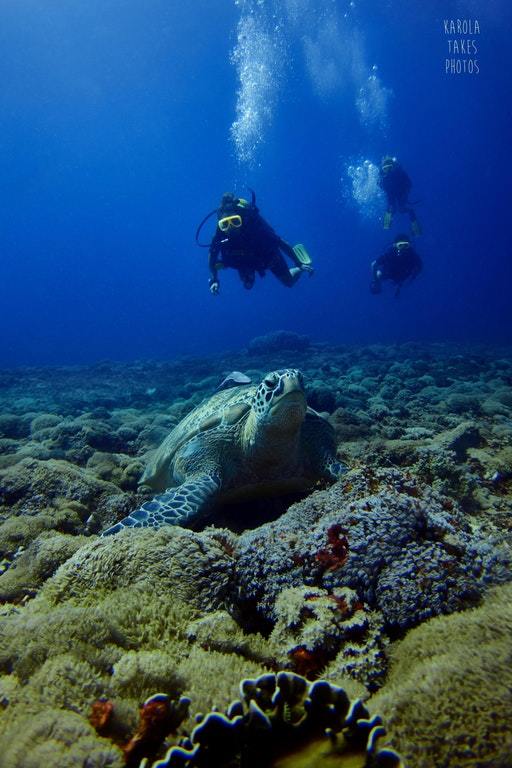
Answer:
[102,369,345,535]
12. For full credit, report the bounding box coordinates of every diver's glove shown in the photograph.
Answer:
[209,278,220,295]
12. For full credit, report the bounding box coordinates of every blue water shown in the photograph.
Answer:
[0,0,510,366]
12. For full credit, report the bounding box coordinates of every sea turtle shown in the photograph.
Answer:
[102,369,345,535]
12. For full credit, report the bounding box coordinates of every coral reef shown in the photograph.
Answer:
[232,467,511,629]
[0,708,124,768]
[0,535,262,764]
[0,531,88,601]
[0,581,196,761]
[268,586,386,688]
[369,583,512,767]
[247,330,311,355]
[44,526,235,609]
[123,693,190,767]
[133,672,403,768]
[0,342,511,765]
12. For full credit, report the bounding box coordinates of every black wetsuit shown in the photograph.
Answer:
[380,164,413,214]
[209,208,301,289]
[373,244,423,289]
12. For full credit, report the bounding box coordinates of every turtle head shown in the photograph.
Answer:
[244,369,307,448]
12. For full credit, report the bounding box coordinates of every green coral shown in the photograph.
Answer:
[0,502,86,557]
[0,708,124,768]
[86,451,143,490]
[0,531,88,601]
[44,527,234,610]
[0,529,265,763]
[0,579,196,752]
[28,654,106,712]
[369,583,512,767]
[0,598,128,682]
[113,650,184,702]
[176,646,268,720]
[185,610,273,670]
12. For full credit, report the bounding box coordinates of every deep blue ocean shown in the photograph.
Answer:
[1,0,510,366]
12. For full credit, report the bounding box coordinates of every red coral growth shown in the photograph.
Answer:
[365,470,380,493]
[315,524,349,572]
[330,594,349,615]
[398,483,420,498]
[123,695,174,767]
[216,535,236,557]
[289,646,325,679]
[89,698,114,733]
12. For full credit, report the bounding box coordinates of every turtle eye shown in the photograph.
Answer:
[264,375,277,388]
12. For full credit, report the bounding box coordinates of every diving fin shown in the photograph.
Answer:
[293,243,312,267]
[383,211,392,229]
[411,219,422,237]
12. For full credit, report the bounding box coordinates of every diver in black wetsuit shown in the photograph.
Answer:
[380,156,421,236]
[204,192,313,295]
[370,235,423,297]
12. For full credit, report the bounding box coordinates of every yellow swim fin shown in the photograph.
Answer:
[383,211,392,229]
[293,243,312,267]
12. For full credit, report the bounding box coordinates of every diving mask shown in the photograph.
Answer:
[395,240,410,250]
[218,214,242,232]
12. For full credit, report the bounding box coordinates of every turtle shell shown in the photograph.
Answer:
[140,384,255,490]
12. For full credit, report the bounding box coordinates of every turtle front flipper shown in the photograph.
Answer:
[101,472,222,536]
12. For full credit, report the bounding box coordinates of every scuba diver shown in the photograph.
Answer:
[370,234,423,297]
[196,191,314,295]
[379,156,421,236]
